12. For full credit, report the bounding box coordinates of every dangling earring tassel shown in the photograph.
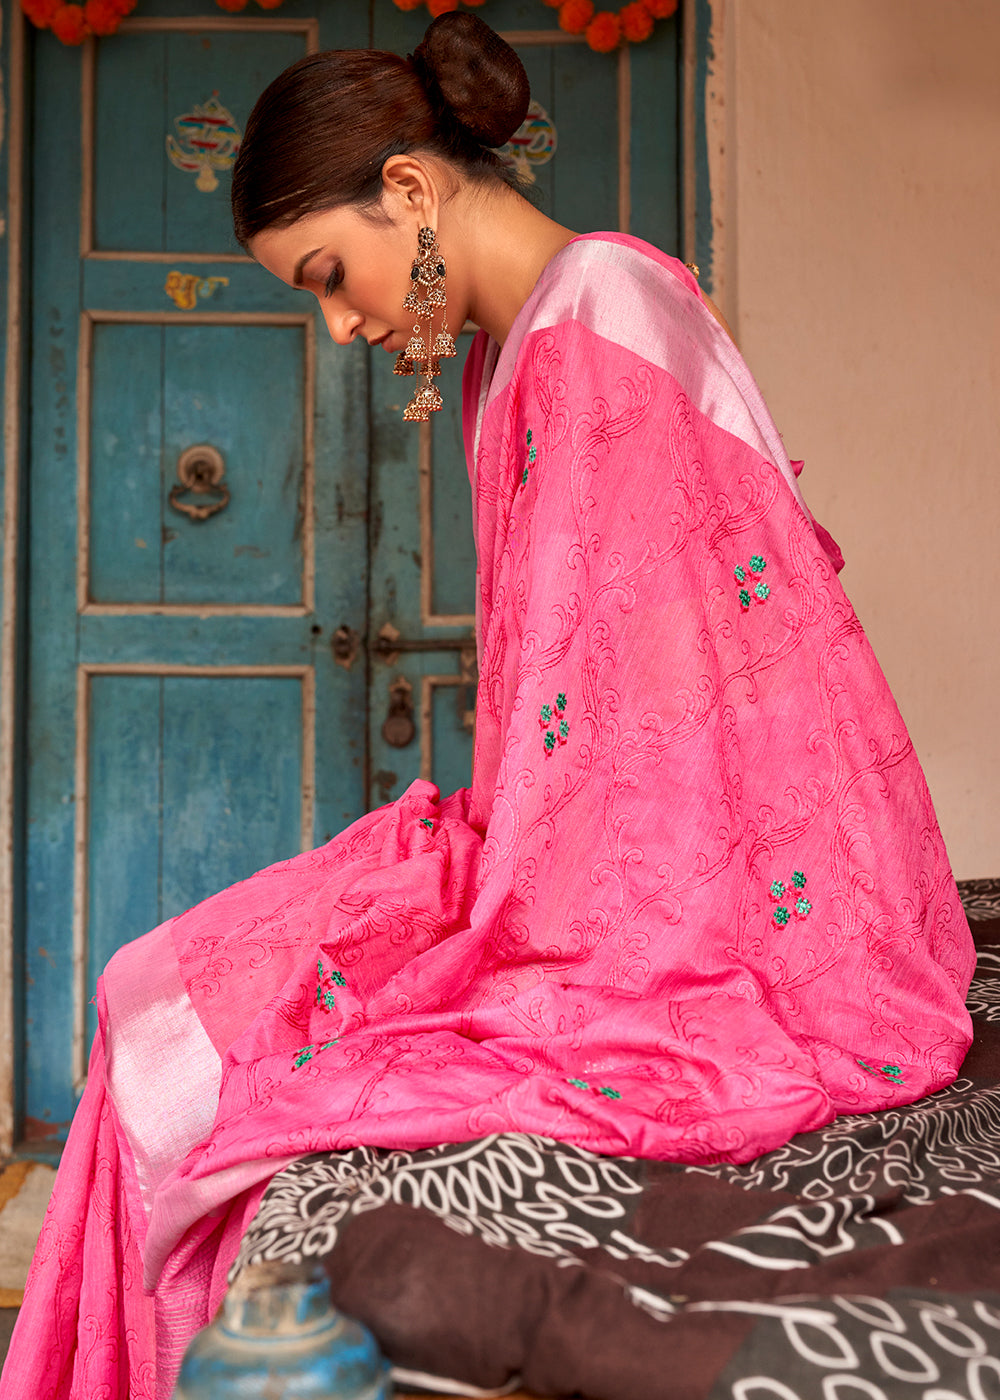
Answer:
[400,226,449,423]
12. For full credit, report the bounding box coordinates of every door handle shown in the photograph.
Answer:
[381,676,415,748]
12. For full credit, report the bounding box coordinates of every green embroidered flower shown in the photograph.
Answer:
[540,703,552,724]
[792,871,807,888]
[323,991,336,1011]
[526,429,533,445]
[544,731,557,753]
[528,445,537,464]
[754,581,770,601]
[734,564,746,583]
[749,554,766,573]
[773,906,790,926]
[293,1047,314,1069]
[739,588,752,609]
[795,896,812,917]
[420,818,434,830]
[556,692,567,712]
[881,1064,902,1081]
[567,1077,589,1090]
[558,719,570,739]
[522,467,529,486]
[599,1087,622,1100]
[769,879,786,899]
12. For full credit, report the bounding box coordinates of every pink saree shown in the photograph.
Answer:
[1,235,974,1399]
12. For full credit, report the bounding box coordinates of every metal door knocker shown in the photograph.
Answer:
[169,444,231,521]
[382,676,415,748]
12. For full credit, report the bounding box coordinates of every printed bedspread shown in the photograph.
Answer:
[232,912,1000,1400]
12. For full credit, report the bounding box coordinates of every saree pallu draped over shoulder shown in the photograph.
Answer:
[2,235,974,1400]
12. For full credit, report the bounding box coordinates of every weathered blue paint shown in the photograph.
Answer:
[23,10,372,1139]
[8,0,703,1144]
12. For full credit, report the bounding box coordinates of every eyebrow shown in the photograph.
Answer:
[293,247,323,288]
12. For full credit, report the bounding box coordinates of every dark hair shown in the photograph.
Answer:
[231,12,530,247]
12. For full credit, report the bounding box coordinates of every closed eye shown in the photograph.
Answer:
[324,264,344,297]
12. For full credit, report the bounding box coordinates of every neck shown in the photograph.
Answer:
[444,184,577,346]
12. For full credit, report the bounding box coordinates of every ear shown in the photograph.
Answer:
[380,154,441,229]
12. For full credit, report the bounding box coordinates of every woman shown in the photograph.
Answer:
[2,14,974,1400]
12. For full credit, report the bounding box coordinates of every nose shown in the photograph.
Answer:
[319,300,363,347]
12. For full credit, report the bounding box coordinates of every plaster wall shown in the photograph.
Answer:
[721,0,1000,877]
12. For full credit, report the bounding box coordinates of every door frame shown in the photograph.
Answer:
[0,0,725,1156]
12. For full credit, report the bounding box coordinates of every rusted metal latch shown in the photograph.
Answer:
[169,444,230,521]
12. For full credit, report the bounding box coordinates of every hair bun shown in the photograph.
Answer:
[414,13,530,149]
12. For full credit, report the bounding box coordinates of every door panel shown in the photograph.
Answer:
[21,0,680,1142]
[92,26,306,255]
[88,320,308,606]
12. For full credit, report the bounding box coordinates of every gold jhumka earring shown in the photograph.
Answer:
[393,226,457,422]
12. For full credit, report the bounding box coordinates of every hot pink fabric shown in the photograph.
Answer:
[1,235,974,1400]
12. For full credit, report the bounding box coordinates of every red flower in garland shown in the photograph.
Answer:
[585,9,621,51]
[642,0,677,16]
[50,3,88,41]
[620,0,653,41]
[84,0,123,33]
[558,0,594,34]
[21,0,60,23]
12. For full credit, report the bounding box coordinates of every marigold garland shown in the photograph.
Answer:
[391,0,677,53]
[22,0,285,39]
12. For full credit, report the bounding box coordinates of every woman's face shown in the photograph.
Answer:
[251,204,437,355]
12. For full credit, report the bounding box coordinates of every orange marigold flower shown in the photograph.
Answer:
[541,0,563,9]
[106,0,136,14]
[620,0,653,40]
[50,2,88,41]
[84,0,120,33]
[427,0,458,14]
[393,0,425,9]
[585,10,620,51]
[559,0,594,34]
[642,0,677,17]
[21,0,61,26]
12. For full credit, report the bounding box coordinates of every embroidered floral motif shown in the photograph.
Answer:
[735,553,770,610]
[770,870,810,927]
[540,692,569,756]
[521,428,538,490]
[292,1038,339,1072]
[419,818,434,830]
[566,1077,622,1102]
[856,1057,904,1085]
[316,960,346,1012]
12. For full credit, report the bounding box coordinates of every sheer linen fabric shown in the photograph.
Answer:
[0,235,973,1400]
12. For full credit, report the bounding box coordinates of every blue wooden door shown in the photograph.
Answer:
[20,0,679,1145]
